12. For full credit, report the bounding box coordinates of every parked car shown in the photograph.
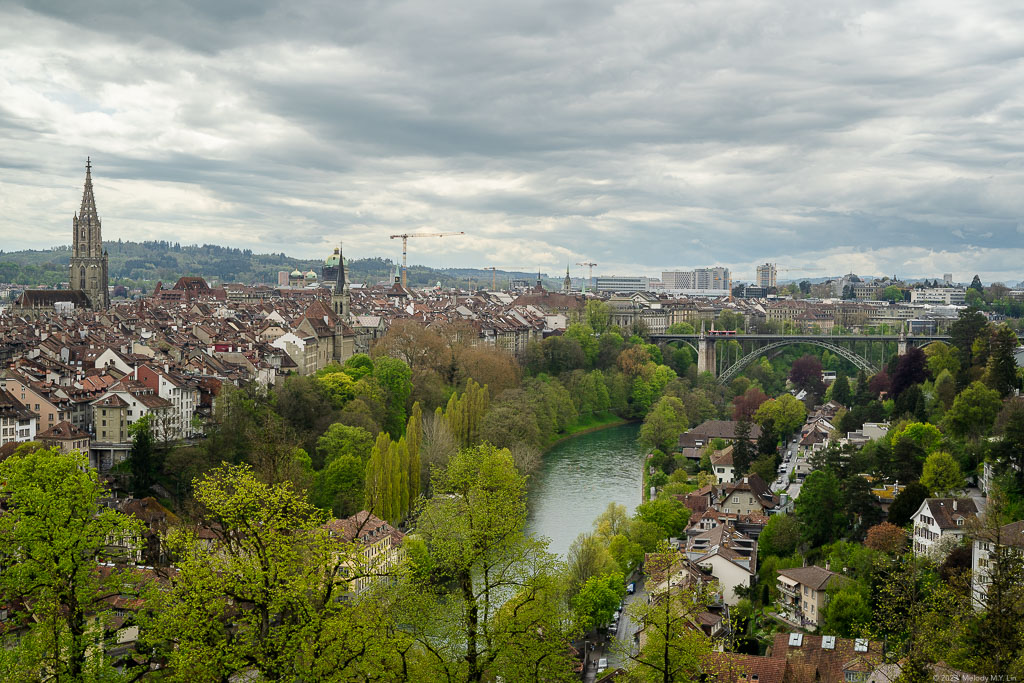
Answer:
[627,582,636,594]
[597,658,608,673]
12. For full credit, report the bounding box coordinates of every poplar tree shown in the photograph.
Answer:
[406,402,423,504]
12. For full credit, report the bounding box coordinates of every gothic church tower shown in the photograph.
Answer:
[331,242,350,321]
[69,158,110,310]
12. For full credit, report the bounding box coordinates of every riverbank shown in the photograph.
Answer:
[543,411,635,451]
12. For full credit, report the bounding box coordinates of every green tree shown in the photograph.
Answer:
[753,393,807,436]
[585,299,613,335]
[0,448,146,680]
[374,356,414,438]
[128,413,159,495]
[401,444,577,682]
[925,341,960,379]
[316,422,374,467]
[565,322,599,366]
[831,372,852,406]
[890,421,943,455]
[618,550,717,682]
[888,481,930,527]
[758,513,801,557]
[639,395,689,454]
[795,470,844,547]
[941,381,1002,440]
[315,369,357,408]
[635,496,691,538]
[151,463,403,680]
[921,451,964,496]
[731,419,754,476]
[985,323,1020,397]
[312,453,365,516]
[822,585,872,638]
[406,402,423,505]
[571,572,625,630]
[343,352,375,380]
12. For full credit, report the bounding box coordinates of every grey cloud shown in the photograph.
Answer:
[1,0,1023,282]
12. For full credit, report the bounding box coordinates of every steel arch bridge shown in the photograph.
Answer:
[650,333,950,385]
[717,339,876,384]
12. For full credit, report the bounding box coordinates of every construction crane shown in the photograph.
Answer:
[390,231,465,288]
[576,261,597,293]
[481,267,530,290]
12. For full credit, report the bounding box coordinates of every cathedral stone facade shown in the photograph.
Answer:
[69,158,110,310]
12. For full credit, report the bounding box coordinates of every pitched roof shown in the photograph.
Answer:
[777,565,844,592]
[921,498,984,530]
[705,652,787,683]
[37,420,89,441]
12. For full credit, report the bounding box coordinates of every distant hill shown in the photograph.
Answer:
[0,241,551,290]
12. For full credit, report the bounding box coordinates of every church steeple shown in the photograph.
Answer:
[331,242,350,321]
[563,264,572,294]
[69,157,109,310]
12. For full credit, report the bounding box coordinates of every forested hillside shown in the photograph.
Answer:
[0,241,547,289]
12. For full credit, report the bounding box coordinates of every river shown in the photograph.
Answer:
[526,422,644,558]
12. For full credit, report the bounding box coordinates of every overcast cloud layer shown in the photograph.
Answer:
[1,0,1022,283]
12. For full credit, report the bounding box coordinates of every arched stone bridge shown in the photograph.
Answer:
[649,332,950,384]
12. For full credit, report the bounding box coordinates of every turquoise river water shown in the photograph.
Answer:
[525,422,644,557]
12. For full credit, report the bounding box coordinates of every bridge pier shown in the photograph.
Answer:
[697,333,716,377]
[897,331,908,356]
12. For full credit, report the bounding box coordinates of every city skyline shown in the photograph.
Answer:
[1,1,1022,282]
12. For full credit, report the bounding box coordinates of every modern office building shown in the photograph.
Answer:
[756,263,777,289]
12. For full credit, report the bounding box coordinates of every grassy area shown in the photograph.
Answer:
[544,411,631,450]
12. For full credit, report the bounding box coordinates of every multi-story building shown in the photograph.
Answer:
[324,510,405,594]
[594,275,650,293]
[662,271,696,289]
[909,287,966,305]
[911,497,984,557]
[0,388,38,445]
[133,365,200,439]
[37,421,91,455]
[776,565,846,628]
[90,393,131,471]
[756,263,777,289]
[971,520,1024,610]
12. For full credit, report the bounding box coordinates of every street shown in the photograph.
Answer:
[609,574,646,669]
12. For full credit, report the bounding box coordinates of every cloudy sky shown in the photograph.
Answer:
[1,0,1022,283]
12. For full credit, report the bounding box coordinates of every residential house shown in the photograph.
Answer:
[768,633,884,683]
[0,388,38,445]
[678,420,762,461]
[710,445,735,484]
[36,420,90,455]
[684,524,757,605]
[970,519,1024,610]
[716,474,781,518]
[776,565,847,629]
[324,510,405,594]
[910,497,985,557]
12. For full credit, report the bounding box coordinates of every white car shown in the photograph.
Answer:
[597,658,608,673]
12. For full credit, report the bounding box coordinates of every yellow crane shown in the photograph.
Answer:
[390,231,465,288]
[576,261,597,293]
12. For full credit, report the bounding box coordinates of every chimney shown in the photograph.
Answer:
[825,560,831,571]
[953,500,958,512]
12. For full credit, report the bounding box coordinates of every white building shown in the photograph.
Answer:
[971,520,1024,610]
[911,497,985,558]
[594,276,650,293]
[909,288,966,305]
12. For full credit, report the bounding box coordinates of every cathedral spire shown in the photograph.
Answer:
[69,157,109,310]
[79,157,99,227]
